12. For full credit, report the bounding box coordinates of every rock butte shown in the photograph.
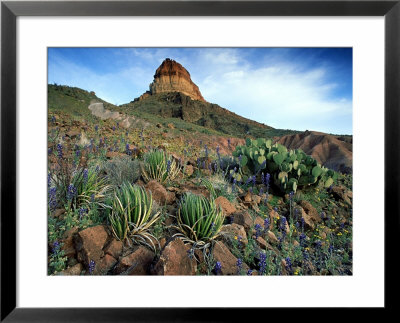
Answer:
[138,58,206,102]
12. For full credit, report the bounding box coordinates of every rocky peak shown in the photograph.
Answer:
[142,58,206,102]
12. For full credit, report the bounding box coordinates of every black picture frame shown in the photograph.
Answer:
[1,0,399,321]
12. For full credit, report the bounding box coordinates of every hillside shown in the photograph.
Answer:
[277,130,352,173]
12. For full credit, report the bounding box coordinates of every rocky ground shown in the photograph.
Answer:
[48,113,352,276]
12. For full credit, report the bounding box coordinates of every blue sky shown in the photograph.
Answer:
[48,47,352,134]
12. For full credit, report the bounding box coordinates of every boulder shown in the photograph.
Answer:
[103,239,123,259]
[219,224,248,248]
[74,225,109,267]
[56,263,83,276]
[153,238,196,275]
[215,196,236,217]
[61,227,78,258]
[114,246,155,275]
[93,254,118,275]
[212,242,249,275]
[145,180,175,205]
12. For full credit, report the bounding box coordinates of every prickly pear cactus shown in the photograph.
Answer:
[231,138,338,194]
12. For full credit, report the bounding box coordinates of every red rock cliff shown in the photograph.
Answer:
[148,58,206,102]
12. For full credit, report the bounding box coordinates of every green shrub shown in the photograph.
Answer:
[101,156,141,186]
[174,193,224,249]
[106,182,160,250]
[141,149,180,184]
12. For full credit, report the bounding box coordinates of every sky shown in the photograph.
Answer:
[48,47,352,135]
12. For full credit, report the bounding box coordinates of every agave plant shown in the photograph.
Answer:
[141,149,180,184]
[107,182,160,250]
[173,192,224,249]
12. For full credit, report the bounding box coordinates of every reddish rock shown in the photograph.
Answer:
[103,239,123,259]
[57,263,83,276]
[145,180,175,205]
[148,58,206,102]
[212,242,249,275]
[113,246,154,275]
[183,164,194,176]
[61,227,78,258]
[231,211,253,231]
[153,238,196,275]
[52,208,66,218]
[94,254,118,275]
[299,200,321,223]
[296,207,315,231]
[74,225,109,267]
[219,224,248,248]
[331,185,352,205]
[266,231,279,244]
[215,196,236,217]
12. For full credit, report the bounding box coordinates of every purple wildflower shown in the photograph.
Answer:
[88,260,96,274]
[215,261,222,275]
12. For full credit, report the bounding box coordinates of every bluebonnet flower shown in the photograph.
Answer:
[236,258,242,274]
[83,169,88,183]
[167,160,171,174]
[258,252,267,275]
[204,145,208,158]
[48,187,57,210]
[255,224,262,239]
[289,191,294,201]
[249,187,253,193]
[52,241,60,254]
[75,149,81,157]
[67,184,77,201]
[227,138,231,147]
[252,175,256,186]
[112,126,116,131]
[208,163,212,171]
[265,173,270,192]
[90,194,95,203]
[79,207,88,220]
[213,163,218,173]
[247,269,253,276]
[51,115,56,123]
[48,147,53,155]
[264,218,270,232]
[99,138,103,146]
[116,122,119,128]
[259,187,264,195]
[199,140,202,146]
[197,158,201,168]
[315,240,322,249]
[215,261,222,275]
[280,216,287,233]
[95,125,98,131]
[299,233,307,247]
[238,154,242,165]
[285,257,293,274]
[245,177,252,185]
[48,173,51,188]
[328,244,334,253]
[202,161,206,169]
[88,260,96,274]
[320,211,325,220]
[216,145,220,155]
[57,143,63,159]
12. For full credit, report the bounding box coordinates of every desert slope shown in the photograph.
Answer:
[277,130,352,173]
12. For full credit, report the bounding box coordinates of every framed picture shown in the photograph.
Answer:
[1,0,398,320]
